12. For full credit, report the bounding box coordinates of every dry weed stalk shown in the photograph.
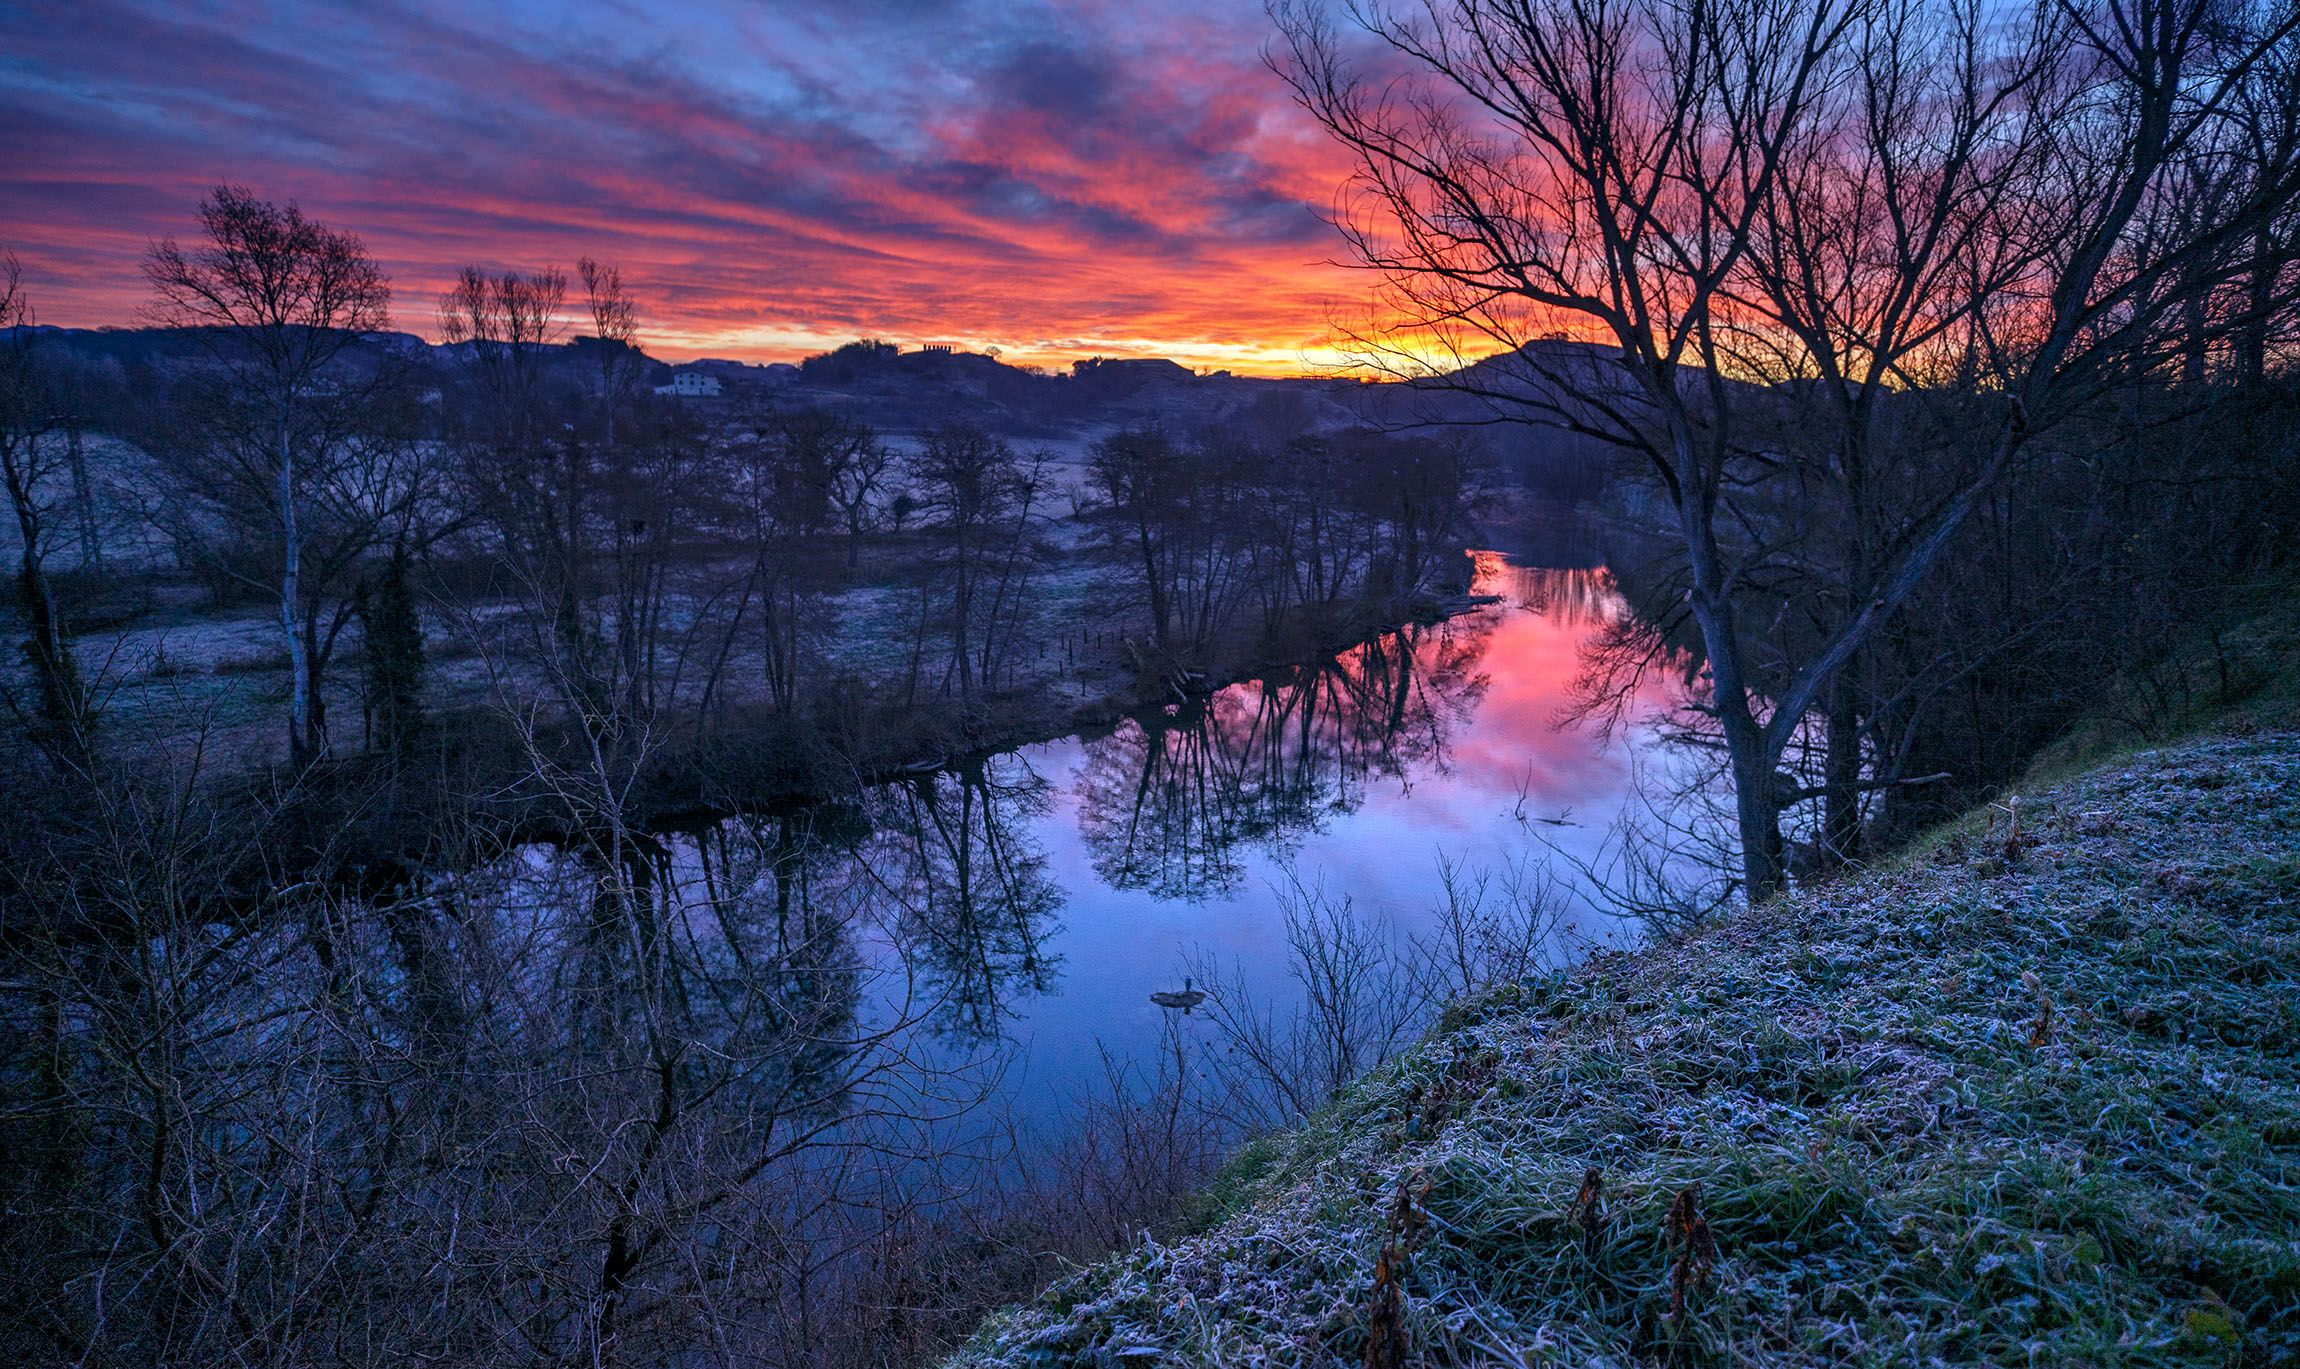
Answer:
[1665,1184,1717,1320]
[1571,1166,1605,1258]
[1363,1169,1431,1369]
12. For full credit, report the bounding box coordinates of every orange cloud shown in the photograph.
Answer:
[0,0,1392,376]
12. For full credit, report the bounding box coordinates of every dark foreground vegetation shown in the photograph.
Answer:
[954,723,2300,1366]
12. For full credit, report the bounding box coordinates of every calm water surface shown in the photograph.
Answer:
[476,543,1678,1135]
[982,550,1673,1116]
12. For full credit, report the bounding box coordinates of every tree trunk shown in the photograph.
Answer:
[66,421,100,573]
[2240,228,2273,387]
[1820,665,1864,867]
[303,598,332,758]
[951,526,975,698]
[1138,522,1169,647]
[1676,430,1788,906]
[2,431,89,765]
[16,534,86,759]
[280,406,316,765]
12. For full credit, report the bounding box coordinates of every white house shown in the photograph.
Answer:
[654,371,723,398]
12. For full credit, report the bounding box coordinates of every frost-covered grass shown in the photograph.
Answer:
[951,730,2300,1366]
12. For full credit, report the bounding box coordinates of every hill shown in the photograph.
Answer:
[1,323,1617,458]
[951,728,2300,1365]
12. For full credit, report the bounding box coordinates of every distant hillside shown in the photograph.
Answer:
[4,323,1625,477]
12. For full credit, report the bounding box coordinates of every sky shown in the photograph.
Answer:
[0,0,1376,373]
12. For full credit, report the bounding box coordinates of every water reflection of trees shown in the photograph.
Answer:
[3,799,955,1365]
[1549,564,1756,924]
[1493,562,1623,631]
[856,756,1061,1037]
[181,761,1064,1361]
[656,757,1063,1046]
[359,755,1059,1355]
[1075,613,1495,900]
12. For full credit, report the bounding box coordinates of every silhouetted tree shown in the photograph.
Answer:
[144,185,392,764]
[0,255,90,764]
[360,537,424,756]
[1276,0,2300,900]
[909,423,1042,700]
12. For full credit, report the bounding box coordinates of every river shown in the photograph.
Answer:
[462,537,1684,1167]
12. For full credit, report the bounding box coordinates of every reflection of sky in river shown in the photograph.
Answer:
[487,548,1688,1136]
[462,545,1692,1176]
[980,551,1677,1120]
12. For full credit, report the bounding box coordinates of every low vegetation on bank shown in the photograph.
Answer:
[953,727,2300,1366]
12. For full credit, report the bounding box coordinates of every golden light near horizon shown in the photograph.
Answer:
[639,321,1385,379]
[0,0,1409,377]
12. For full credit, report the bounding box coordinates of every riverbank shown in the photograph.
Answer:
[662,584,1494,815]
[949,726,2300,1365]
[249,580,1491,893]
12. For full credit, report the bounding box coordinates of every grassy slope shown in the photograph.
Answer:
[952,729,2300,1366]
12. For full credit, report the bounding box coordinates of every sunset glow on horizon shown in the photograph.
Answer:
[0,0,1400,375]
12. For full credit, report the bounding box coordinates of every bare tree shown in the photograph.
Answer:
[712,406,848,714]
[908,424,1043,701]
[143,186,391,765]
[0,256,91,764]
[440,266,605,714]
[1091,426,1189,649]
[152,370,435,760]
[1187,872,1419,1131]
[1275,0,2300,901]
[830,422,892,573]
[579,255,643,447]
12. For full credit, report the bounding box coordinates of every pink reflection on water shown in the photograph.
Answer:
[1001,549,1685,1108]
